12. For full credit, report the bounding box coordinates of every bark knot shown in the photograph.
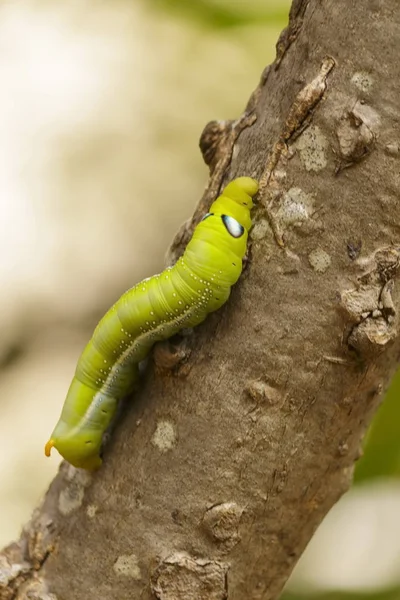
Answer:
[151,552,228,600]
[336,101,378,171]
[341,246,400,356]
[153,337,192,373]
[202,502,244,552]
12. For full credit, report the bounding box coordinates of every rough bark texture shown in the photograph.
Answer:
[2,1,400,599]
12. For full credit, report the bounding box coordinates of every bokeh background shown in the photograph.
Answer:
[1,1,400,598]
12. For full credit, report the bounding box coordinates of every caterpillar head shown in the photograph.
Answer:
[209,176,258,231]
[222,177,259,206]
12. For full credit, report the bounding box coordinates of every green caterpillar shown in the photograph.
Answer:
[45,177,258,470]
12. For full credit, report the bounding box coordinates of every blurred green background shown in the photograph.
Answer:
[1,1,399,598]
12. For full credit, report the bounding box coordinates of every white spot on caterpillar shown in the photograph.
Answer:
[296,125,328,171]
[152,420,176,452]
[86,504,98,519]
[308,248,331,273]
[351,71,373,93]
[113,554,141,579]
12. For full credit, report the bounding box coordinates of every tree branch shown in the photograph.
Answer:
[2,1,400,599]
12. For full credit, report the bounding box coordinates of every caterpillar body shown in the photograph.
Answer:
[45,177,258,470]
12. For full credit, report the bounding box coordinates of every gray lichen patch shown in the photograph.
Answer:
[296,125,328,171]
[151,552,228,600]
[308,248,331,273]
[58,485,85,517]
[58,467,93,516]
[151,420,176,452]
[65,465,92,486]
[250,219,271,241]
[351,71,373,93]
[113,554,141,579]
[275,187,314,227]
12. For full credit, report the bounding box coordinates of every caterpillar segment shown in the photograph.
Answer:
[45,176,258,469]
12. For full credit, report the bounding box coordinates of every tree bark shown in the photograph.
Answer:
[2,1,400,599]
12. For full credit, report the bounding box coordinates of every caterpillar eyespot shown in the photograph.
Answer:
[221,215,245,238]
[45,176,259,470]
